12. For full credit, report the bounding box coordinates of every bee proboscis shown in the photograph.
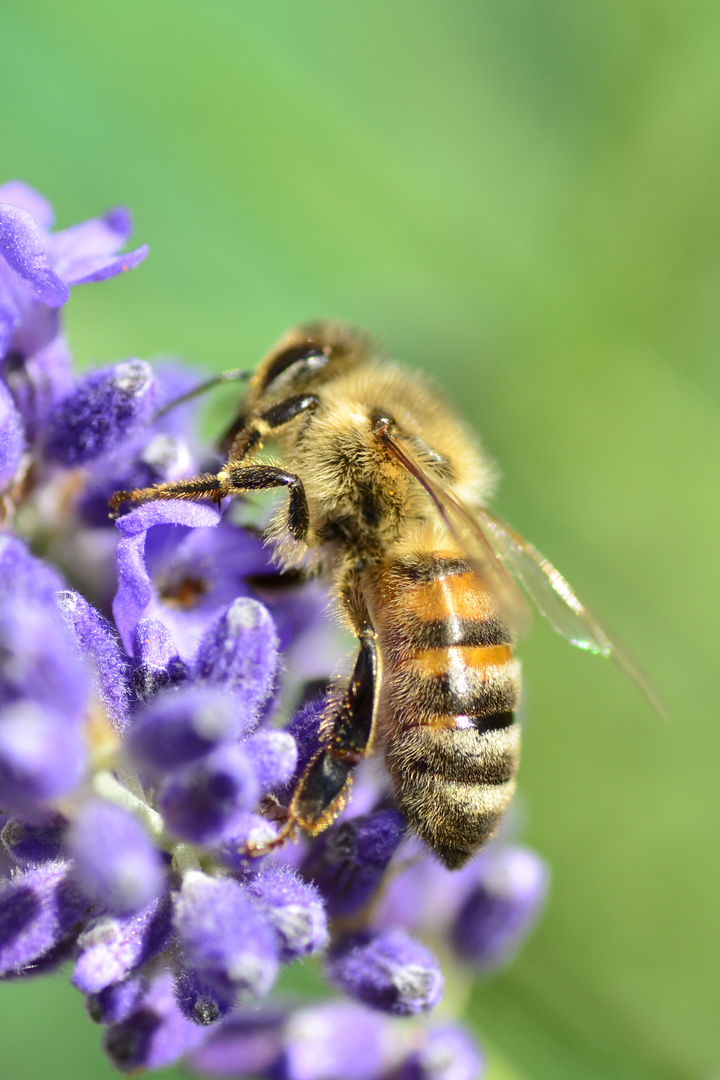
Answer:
[111,323,661,868]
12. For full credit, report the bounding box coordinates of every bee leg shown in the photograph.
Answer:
[112,392,319,519]
[225,393,320,462]
[246,628,378,857]
[295,629,377,824]
[110,461,310,541]
[109,472,232,516]
[222,464,310,542]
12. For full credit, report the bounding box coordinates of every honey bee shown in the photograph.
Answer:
[112,323,660,868]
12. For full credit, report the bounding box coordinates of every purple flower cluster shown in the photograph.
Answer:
[0,182,549,1079]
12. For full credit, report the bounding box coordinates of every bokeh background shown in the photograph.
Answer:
[1,3,719,1078]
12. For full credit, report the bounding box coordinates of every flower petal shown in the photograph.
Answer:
[0,378,25,488]
[394,1024,485,1080]
[193,597,279,723]
[128,685,237,774]
[1,815,67,866]
[112,501,221,652]
[0,534,64,602]
[0,204,68,306]
[159,744,260,844]
[61,244,149,286]
[56,591,130,734]
[130,618,189,701]
[48,207,134,272]
[0,702,87,811]
[0,862,88,975]
[103,969,207,1070]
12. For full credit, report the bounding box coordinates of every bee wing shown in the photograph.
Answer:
[376,421,532,634]
[378,423,666,718]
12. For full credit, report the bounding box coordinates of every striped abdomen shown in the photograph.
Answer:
[374,553,521,868]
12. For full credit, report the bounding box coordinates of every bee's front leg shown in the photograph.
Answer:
[109,472,231,516]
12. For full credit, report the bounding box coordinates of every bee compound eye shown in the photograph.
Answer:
[261,343,329,390]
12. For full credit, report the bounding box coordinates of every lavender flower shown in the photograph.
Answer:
[326,929,444,1016]
[0,182,548,1078]
[0,180,147,437]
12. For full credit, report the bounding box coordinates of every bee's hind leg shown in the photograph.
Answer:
[247,579,380,856]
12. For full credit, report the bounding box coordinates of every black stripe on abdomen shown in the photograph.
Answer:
[416,672,518,722]
[407,614,512,650]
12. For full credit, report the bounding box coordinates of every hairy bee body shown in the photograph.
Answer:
[115,321,641,867]
[234,326,522,867]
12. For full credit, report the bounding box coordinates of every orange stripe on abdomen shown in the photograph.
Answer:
[376,553,520,734]
[406,643,513,677]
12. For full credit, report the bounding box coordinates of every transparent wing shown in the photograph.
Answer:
[377,423,667,718]
[375,421,532,636]
[474,505,613,656]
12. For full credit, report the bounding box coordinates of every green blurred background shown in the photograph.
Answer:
[1,2,719,1078]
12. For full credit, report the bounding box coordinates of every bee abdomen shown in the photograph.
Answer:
[378,553,520,733]
[377,552,522,867]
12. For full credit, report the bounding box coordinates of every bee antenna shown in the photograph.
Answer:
[153,368,251,420]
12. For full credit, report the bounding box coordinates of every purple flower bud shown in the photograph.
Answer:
[244,729,298,792]
[0,862,88,975]
[128,685,239,775]
[0,597,89,720]
[0,534,63,603]
[44,359,157,465]
[1,814,66,865]
[283,696,327,786]
[159,744,260,844]
[103,969,207,1070]
[56,590,130,733]
[373,841,477,937]
[244,865,328,962]
[193,597,278,723]
[86,973,146,1024]
[394,1024,485,1080]
[0,337,74,440]
[0,379,24,488]
[302,809,405,918]
[130,618,188,701]
[173,871,278,1001]
[450,846,549,970]
[72,893,172,994]
[68,799,165,915]
[326,930,443,1016]
[174,967,235,1026]
[282,1002,391,1080]
[187,1009,285,1078]
[0,702,87,811]
[210,812,280,873]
